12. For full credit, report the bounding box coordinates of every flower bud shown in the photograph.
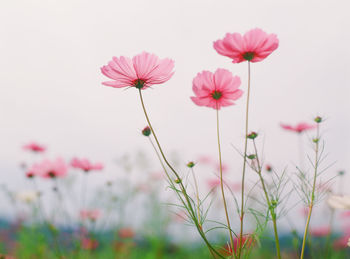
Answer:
[186,161,195,168]
[247,154,256,160]
[247,132,258,140]
[314,116,322,123]
[142,126,151,137]
[174,178,182,184]
[265,164,272,172]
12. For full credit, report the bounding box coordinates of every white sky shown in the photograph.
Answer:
[0,0,349,230]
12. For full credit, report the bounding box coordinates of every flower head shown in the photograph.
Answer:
[190,69,243,110]
[213,28,279,63]
[280,122,316,134]
[101,52,174,90]
[22,142,46,153]
[26,158,68,178]
[71,158,104,172]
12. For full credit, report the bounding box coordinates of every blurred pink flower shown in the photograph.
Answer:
[333,235,350,249]
[101,52,174,90]
[190,69,243,110]
[280,122,315,134]
[310,226,331,237]
[197,155,213,164]
[22,142,46,153]
[231,182,241,192]
[340,211,350,219]
[80,209,101,221]
[215,162,229,173]
[26,158,68,178]
[71,158,104,172]
[207,179,221,189]
[213,28,279,63]
[81,238,99,250]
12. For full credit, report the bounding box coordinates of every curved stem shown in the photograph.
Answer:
[216,107,235,256]
[300,124,320,259]
[238,61,251,259]
[138,89,224,259]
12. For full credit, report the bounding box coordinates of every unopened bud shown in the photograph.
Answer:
[247,154,256,160]
[265,164,272,172]
[174,178,182,184]
[314,116,322,123]
[338,170,345,176]
[247,132,258,140]
[142,126,151,137]
[186,161,195,168]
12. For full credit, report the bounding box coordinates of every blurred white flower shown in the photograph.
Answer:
[327,195,350,209]
[16,190,38,204]
[348,237,350,247]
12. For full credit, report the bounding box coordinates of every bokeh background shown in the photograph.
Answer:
[0,0,349,233]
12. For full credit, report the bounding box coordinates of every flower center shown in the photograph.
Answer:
[211,90,222,100]
[133,79,146,89]
[242,52,255,61]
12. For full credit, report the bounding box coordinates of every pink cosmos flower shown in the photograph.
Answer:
[280,122,316,133]
[71,158,104,172]
[190,69,243,110]
[22,142,46,153]
[213,28,279,63]
[101,52,174,90]
[26,158,68,178]
[80,209,101,221]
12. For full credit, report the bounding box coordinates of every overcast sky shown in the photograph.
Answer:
[0,0,349,228]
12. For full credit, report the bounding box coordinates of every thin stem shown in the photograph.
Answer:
[138,89,224,259]
[252,140,281,259]
[148,137,172,184]
[238,61,251,259]
[298,134,304,171]
[216,107,235,255]
[325,208,334,258]
[300,124,320,259]
[191,168,201,227]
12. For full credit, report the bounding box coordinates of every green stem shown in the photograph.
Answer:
[138,89,224,259]
[252,140,281,259]
[238,61,251,259]
[216,107,235,257]
[300,124,320,259]
[190,168,202,227]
